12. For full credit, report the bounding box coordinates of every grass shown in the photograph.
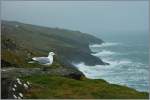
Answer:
[22,75,149,99]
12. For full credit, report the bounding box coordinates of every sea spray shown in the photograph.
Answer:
[73,42,149,92]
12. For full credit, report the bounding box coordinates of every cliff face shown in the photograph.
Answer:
[1,20,105,99]
[1,20,105,68]
[1,20,149,99]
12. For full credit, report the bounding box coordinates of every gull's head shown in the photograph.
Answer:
[49,52,55,56]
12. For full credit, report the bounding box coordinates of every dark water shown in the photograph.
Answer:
[74,32,149,92]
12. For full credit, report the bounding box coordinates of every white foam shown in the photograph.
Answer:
[73,60,148,92]
[73,59,144,78]
[73,62,114,79]
[79,41,148,92]
[113,59,132,65]
[91,50,117,57]
[89,42,120,48]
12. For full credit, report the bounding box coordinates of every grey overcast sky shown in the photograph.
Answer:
[1,1,149,35]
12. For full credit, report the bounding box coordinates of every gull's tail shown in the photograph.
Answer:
[28,57,37,64]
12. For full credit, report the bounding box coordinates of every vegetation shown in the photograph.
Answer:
[22,75,149,99]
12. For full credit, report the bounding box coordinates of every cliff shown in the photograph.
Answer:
[1,20,105,68]
[1,20,148,99]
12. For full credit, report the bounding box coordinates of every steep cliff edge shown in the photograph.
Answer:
[2,20,105,68]
[1,20,148,99]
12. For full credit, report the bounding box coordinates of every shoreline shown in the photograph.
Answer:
[78,43,149,92]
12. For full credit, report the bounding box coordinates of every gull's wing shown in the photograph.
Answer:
[32,57,50,64]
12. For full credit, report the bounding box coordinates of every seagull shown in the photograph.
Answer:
[29,52,55,66]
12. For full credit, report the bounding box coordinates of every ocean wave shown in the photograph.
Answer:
[87,40,149,91]
[72,62,105,79]
[89,42,120,48]
[74,41,148,92]
[91,50,117,57]
[73,59,147,79]
[72,61,148,92]
[110,59,132,66]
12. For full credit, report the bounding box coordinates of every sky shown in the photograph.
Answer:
[1,1,149,36]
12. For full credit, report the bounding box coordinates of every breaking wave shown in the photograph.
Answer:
[89,42,120,48]
[73,42,149,92]
[91,50,118,57]
[73,60,148,92]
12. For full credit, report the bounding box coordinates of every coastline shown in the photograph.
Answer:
[1,20,149,99]
[74,42,149,92]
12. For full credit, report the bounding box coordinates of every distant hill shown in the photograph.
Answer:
[1,20,106,68]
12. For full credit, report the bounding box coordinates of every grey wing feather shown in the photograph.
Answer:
[34,57,50,64]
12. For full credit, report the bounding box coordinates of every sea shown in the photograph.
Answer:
[73,32,149,92]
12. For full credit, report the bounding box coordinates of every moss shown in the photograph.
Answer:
[22,75,149,99]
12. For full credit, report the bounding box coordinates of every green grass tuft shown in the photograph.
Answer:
[22,75,149,99]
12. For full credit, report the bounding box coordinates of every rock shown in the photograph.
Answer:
[1,66,84,99]
[65,73,83,80]
[1,77,12,99]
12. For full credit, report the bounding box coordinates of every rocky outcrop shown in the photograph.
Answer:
[1,67,84,99]
[1,67,84,79]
